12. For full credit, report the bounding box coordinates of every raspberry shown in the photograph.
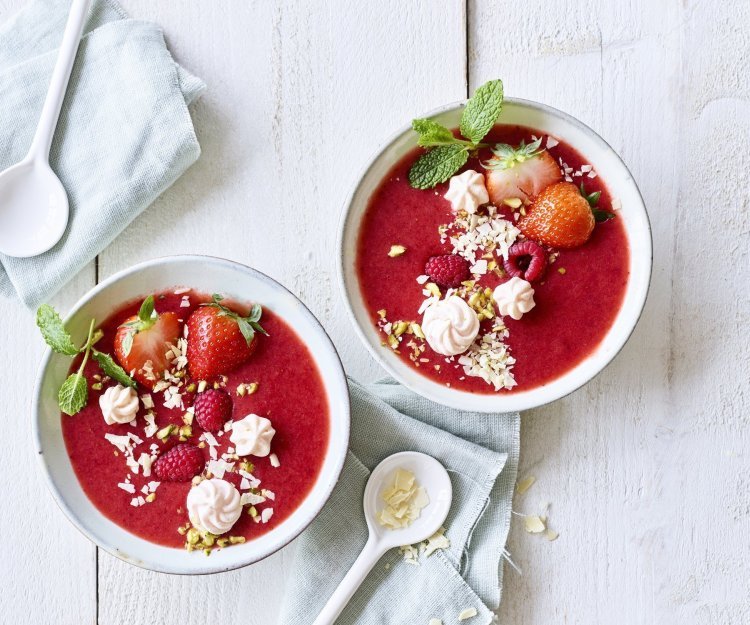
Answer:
[194,389,232,433]
[425,254,470,288]
[504,240,547,282]
[153,444,205,482]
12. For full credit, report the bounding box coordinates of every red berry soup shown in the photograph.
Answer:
[60,289,330,550]
[356,124,630,393]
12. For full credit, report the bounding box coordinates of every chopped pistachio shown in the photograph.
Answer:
[558,267,567,275]
[179,424,192,438]
[246,382,258,395]
[91,382,103,391]
[177,526,187,536]
[186,528,201,545]
[236,383,246,397]
[217,538,229,548]
[425,282,441,298]
[503,197,523,209]
[229,536,245,544]
[156,424,177,441]
[377,309,387,319]
[182,412,194,426]
[203,533,216,547]
[393,321,409,337]
[388,244,407,257]
[411,323,425,339]
[185,382,197,393]
[248,506,258,518]
[145,493,156,503]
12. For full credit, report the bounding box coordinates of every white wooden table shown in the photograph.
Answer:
[2,1,748,623]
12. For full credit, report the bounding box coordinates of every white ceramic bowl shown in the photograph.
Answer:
[338,98,652,413]
[33,255,350,574]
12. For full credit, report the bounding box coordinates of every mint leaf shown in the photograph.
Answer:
[92,350,136,388]
[36,305,79,356]
[58,372,88,416]
[460,79,504,144]
[408,144,468,189]
[412,118,457,147]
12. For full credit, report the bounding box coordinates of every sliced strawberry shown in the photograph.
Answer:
[113,295,181,389]
[186,294,267,381]
[484,138,561,204]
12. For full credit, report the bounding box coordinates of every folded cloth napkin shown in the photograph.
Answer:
[279,378,520,625]
[0,0,205,308]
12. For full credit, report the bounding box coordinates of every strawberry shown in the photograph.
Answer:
[484,138,561,204]
[194,389,232,432]
[518,181,595,249]
[425,254,470,288]
[153,444,205,482]
[186,294,267,380]
[113,295,181,389]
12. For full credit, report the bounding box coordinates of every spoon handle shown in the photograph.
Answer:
[28,0,92,161]
[312,536,385,625]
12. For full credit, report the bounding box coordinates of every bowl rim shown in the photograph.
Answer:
[337,97,653,413]
[31,254,351,574]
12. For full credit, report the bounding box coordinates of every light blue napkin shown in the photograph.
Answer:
[280,378,520,625]
[0,0,205,308]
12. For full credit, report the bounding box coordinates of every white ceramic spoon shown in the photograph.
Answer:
[312,451,453,625]
[0,0,92,258]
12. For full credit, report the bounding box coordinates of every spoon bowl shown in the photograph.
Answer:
[0,160,69,257]
[363,451,452,548]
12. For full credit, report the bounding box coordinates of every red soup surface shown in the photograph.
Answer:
[356,124,630,393]
[61,290,330,548]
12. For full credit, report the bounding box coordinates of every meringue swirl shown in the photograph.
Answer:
[493,277,536,320]
[99,384,139,425]
[444,170,489,214]
[422,296,480,356]
[187,478,242,535]
[230,413,276,457]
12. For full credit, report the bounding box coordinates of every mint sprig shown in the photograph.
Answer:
[37,304,136,415]
[58,320,95,416]
[408,145,469,190]
[92,350,136,388]
[460,79,504,144]
[408,79,504,189]
[203,294,268,346]
[36,305,79,356]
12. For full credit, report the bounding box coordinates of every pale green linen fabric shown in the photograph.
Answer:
[0,0,204,307]
[280,378,520,625]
